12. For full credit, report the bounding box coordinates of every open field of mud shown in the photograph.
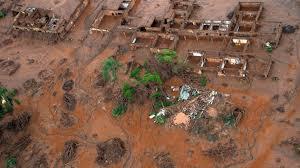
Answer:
[0,0,300,167]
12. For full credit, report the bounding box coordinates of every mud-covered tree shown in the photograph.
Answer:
[0,87,20,118]
[0,10,6,19]
[199,75,208,87]
[156,49,177,64]
[101,57,121,82]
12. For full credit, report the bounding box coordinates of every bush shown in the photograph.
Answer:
[222,113,236,127]
[153,100,173,110]
[150,91,163,100]
[141,72,163,85]
[156,49,176,64]
[112,104,127,117]
[0,87,20,118]
[6,156,17,168]
[101,57,121,82]
[199,75,207,87]
[122,83,135,102]
[154,115,166,124]
[130,67,142,80]
[0,10,6,19]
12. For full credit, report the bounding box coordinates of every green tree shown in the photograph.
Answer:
[101,57,121,82]
[156,49,177,64]
[0,10,6,19]
[6,156,17,168]
[0,87,20,118]
[112,104,127,117]
[141,72,162,85]
[122,83,136,102]
[130,67,142,80]
[154,115,166,124]
[199,75,207,87]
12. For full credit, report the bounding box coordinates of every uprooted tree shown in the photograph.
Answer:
[0,87,20,118]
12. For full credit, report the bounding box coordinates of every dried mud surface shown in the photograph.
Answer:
[0,0,300,168]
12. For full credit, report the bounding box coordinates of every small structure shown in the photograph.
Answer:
[130,32,157,49]
[150,33,179,53]
[90,0,136,33]
[11,0,89,40]
[187,50,247,78]
[130,32,179,53]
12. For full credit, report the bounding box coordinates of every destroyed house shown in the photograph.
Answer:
[130,32,179,52]
[11,0,89,40]
[187,50,248,78]
[90,0,136,33]
[232,2,263,34]
[169,0,195,20]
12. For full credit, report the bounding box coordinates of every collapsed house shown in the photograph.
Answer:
[90,0,136,33]
[11,0,89,40]
[187,51,248,78]
[89,1,282,79]
[130,32,179,53]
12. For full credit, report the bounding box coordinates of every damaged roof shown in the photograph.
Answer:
[19,0,83,20]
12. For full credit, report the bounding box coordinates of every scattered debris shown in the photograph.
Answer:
[62,80,74,92]
[8,135,32,157]
[154,152,175,168]
[276,105,285,113]
[33,155,49,168]
[282,25,297,33]
[94,74,106,88]
[6,112,31,132]
[264,42,273,53]
[280,137,300,155]
[227,10,234,19]
[38,69,54,81]
[63,93,77,111]
[62,140,79,164]
[60,112,76,128]
[202,139,237,161]
[0,59,20,76]
[178,84,199,101]
[96,138,126,166]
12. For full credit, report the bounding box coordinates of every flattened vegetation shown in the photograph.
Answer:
[96,138,126,166]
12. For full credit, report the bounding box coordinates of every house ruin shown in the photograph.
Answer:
[90,0,136,33]
[90,1,282,79]
[11,0,89,40]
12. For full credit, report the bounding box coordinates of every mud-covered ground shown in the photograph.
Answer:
[0,0,300,167]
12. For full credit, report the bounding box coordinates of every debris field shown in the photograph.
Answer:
[0,0,299,167]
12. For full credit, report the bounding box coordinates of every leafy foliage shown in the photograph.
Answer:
[0,10,6,19]
[154,115,166,124]
[141,72,162,85]
[0,87,20,118]
[156,49,176,64]
[153,100,173,110]
[222,113,236,127]
[6,156,17,168]
[130,67,142,80]
[112,104,127,117]
[122,83,136,102]
[199,75,207,87]
[101,57,121,82]
[150,91,163,100]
